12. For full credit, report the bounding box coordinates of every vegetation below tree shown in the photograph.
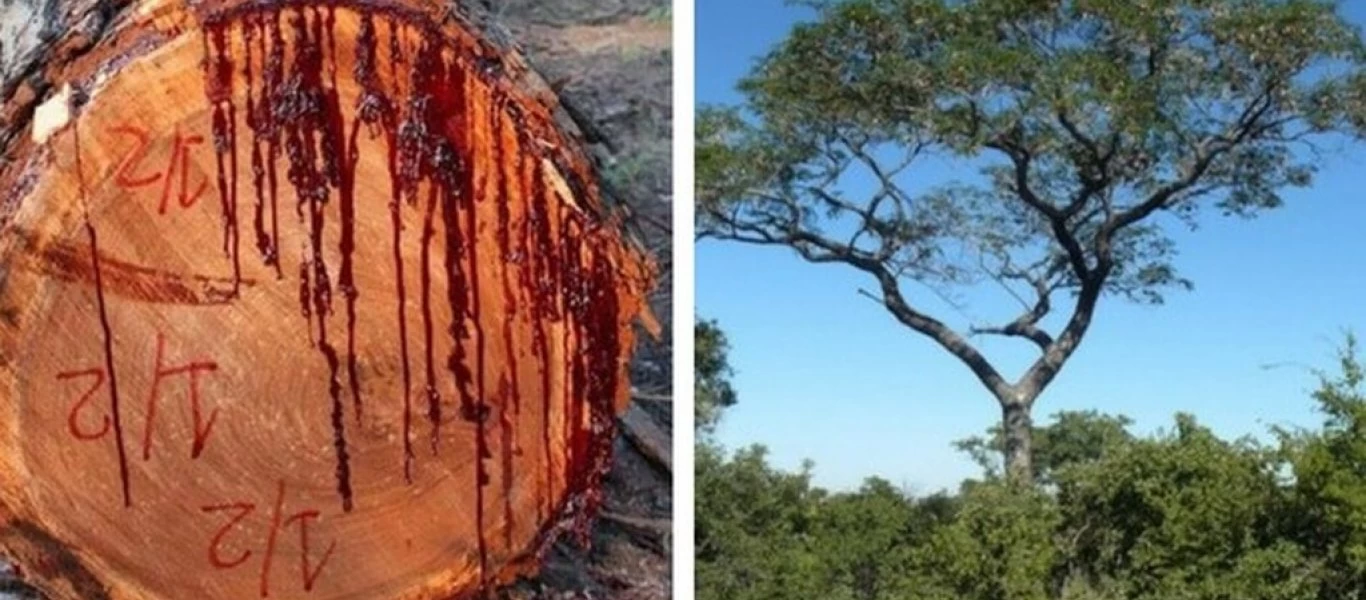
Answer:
[697,326,1366,600]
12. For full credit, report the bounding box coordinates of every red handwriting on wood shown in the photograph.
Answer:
[164,130,210,213]
[202,502,255,569]
[142,332,220,460]
[284,509,332,591]
[110,124,209,214]
[58,332,221,460]
[111,125,159,188]
[202,481,338,597]
[56,368,110,440]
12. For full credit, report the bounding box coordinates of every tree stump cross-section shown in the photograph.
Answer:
[0,0,656,598]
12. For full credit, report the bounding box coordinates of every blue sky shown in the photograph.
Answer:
[696,0,1366,493]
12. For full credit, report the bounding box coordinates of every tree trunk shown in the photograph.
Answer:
[0,1,655,599]
[1001,400,1034,485]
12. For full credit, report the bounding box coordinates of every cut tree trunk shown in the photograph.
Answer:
[0,0,656,599]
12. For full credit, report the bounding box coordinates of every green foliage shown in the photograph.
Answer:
[808,479,921,599]
[696,443,826,599]
[700,0,1366,275]
[1279,335,1366,598]
[696,318,739,433]
[697,337,1366,600]
[1054,414,1308,599]
[955,410,1135,484]
[909,482,1061,600]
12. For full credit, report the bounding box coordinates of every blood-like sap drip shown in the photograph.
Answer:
[197,1,641,583]
[206,24,241,297]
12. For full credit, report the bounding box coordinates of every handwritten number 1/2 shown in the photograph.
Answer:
[202,480,338,597]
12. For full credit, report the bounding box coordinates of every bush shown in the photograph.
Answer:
[696,340,1366,600]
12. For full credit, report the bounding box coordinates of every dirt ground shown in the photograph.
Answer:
[0,1,672,599]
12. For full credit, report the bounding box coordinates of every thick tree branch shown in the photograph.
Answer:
[1017,272,1108,402]
[861,266,1015,401]
[985,135,1094,282]
[971,322,1054,351]
[703,203,1016,402]
[1054,108,1116,217]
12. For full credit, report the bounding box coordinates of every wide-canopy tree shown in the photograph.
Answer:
[697,0,1366,483]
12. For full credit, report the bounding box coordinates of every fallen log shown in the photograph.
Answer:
[0,0,655,598]
[619,403,669,475]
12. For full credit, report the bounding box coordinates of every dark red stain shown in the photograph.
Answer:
[73,120,133,509]
[303,8,355,514]
[196,2,636,581]
[323,6,367,429]
[562,216,586,527]
[495,106,518,552]
[579,240,622,538]
[467,88,491,587]
[556,202,575,529]
[206,24,242,298]
[558,215,624,543]
[56,368,111,441]
[527,158,557,521]
[433,49,476,489]
[297,258,313,341]
[354,12,414,482]
[142,332,220,460]
[210,7,357,511]
[243,13,282,277]
[339,115,363,429]
[33,238,254,306]
[88,196,132,509]
[419,184,439,454]
[398,32,444,459]
[499,375,515,552]
[511,115,543,526]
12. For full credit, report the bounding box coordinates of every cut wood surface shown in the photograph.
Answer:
[0,0,655,598]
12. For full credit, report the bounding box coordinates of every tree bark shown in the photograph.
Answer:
[1001,399,1033,485]
[0,1,655,598]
